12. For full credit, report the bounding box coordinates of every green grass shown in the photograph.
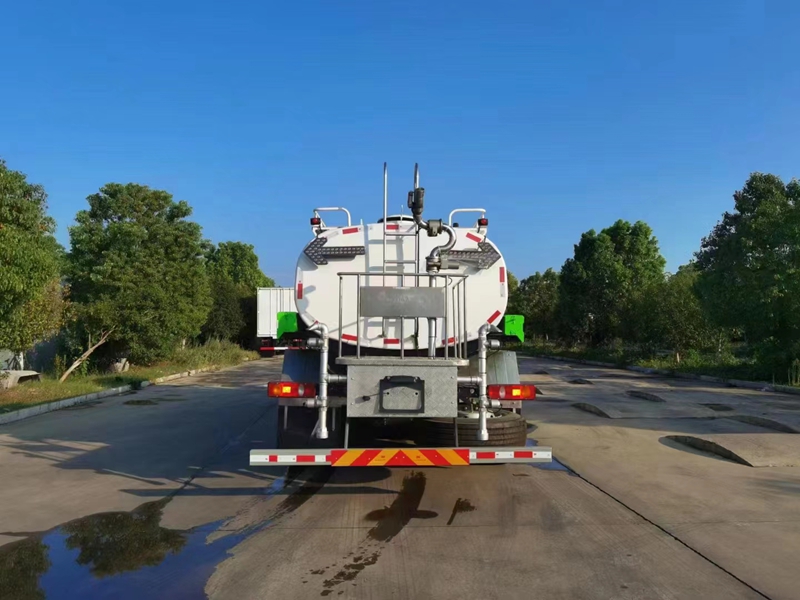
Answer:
[518,341,796,386]
[0,340,258,413]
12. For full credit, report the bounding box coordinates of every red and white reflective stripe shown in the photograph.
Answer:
[383,338,400,345]
[250,446,552,466]
[341,334,358,342]
[262,453,331,464]
[442,337,456,345]
[342,227,359,235]
[386,224,399,230]
[260,346,304,351]
[297,282,303,300]
[469,449,551,463]
[466,232,482,243]
[488,310,501,324]
[499,267,505,283]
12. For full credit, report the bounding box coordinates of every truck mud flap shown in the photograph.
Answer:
[250,447,552,467]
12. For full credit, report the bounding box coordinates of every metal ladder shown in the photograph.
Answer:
[380,163,421,344]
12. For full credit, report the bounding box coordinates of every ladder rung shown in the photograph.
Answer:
[384,260,417,265]
[385,232,417,237]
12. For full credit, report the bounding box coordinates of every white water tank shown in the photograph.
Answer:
[294,217,508,351]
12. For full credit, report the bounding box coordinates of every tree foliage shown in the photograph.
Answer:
[633,265,715,358]
[206,241,274,291]
[203,240,274,347]
[0,279,69,354]
[509,269,560,340]
[558,220,666,343]
[67,183,212,364]
[0,159,63,351]
[203,274,246,341]
[696,173,800,371]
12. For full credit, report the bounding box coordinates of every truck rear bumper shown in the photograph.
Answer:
[250,446,552,467]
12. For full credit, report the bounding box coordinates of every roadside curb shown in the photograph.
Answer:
[0,361,253,426]
[529,354,800,397]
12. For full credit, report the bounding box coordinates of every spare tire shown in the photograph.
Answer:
[415,410,528,447]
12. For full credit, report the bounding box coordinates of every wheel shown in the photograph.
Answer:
[261,337,276,358]
[416,409,528,447]
[277,406,345,449]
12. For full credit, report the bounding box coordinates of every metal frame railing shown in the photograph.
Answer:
[337,271,469,360]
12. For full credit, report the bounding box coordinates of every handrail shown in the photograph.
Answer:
[448,208,486,226]
[337,271,468,278]
[313,207,352,227]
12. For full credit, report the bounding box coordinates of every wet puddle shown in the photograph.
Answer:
[526,439,572,473]
[446,498,476,525]
[315,471,436,596]
[0,470,327,600]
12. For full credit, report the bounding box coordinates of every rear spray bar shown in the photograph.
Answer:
[250,447,553,467]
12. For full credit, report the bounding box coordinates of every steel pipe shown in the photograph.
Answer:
[477,323,490,442]
[309,321,331,440]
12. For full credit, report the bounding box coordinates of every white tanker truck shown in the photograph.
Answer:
[250,165,551,468]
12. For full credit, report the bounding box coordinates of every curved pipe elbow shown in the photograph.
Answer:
[430,224,457,259]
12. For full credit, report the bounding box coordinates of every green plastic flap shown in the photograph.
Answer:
[276,312,299,339]
[503,314,525,343]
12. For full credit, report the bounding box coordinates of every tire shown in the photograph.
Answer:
[261,337,276,358]
[416,410,528,447]
[277,406,345,449]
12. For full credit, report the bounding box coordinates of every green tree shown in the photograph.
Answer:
[509,269,560,340]
[696,173,800,374]
[0,159,62,354]
[558,220,665,344]
[0,279,69,357]
[206,241,274,291]
[202,274,246,341]
[64,183,211,372]
[204,240,274,347]
[634,265,715,360]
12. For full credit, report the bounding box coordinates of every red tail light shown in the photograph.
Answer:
[478,217,489,227]
[487,384,536,400]
[267,381,317,398]
[310,217,321,226]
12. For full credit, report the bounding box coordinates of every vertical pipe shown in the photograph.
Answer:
[427,276,436,358]
[338,276,343,357]
[444,277,449,359]
[356,275,361,359]
[382,163,387,338]
[400,317,405,359]
[414,162,420,346]
[477,323,489,442]
[310,322,330,440]
[462,283,468,359]
[383,162,387,285]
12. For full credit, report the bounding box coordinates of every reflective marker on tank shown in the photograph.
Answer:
[342,227,359,235]
[297,282,303,300]
[499,267,505,283]
[466,232,483,243]
[342,334,358,342]
[488,310,501,323]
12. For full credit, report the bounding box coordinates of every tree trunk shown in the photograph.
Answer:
[59,329,114,383]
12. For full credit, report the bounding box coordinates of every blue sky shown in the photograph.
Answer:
[2,0,798,285]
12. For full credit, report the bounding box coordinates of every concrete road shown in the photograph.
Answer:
[0,357,795,599]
